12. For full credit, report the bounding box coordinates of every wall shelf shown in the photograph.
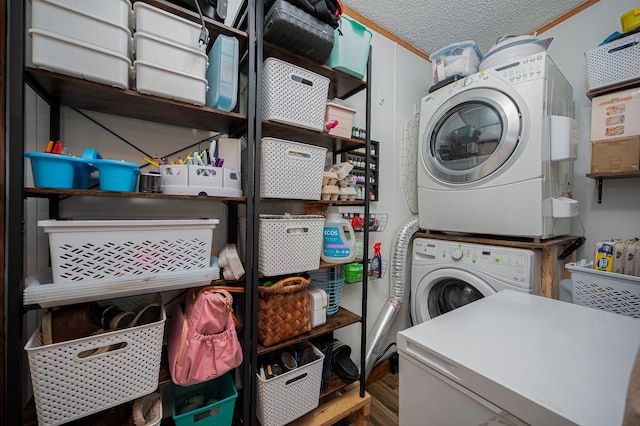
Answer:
[24,187,246,203]
[585,77,640,99]
[586,171,640,203]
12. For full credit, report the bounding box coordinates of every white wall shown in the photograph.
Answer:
[333,21,432,367]
[542,0,640,260]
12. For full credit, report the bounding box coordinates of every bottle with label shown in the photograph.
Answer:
[321,207,356,264]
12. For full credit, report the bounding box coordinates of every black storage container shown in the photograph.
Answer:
[264,0,334,63]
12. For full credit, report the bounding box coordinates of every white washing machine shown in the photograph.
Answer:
[411,238,540,324]
[418,52,578,239]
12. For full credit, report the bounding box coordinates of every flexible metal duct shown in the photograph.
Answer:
[364,215,419,379]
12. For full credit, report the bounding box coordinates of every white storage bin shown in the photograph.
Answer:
[134,1,205,51]
[262,57,330,131]
[31,0,132,56]
[260,138,327,200]
[38,219,219,283]
[29,29,131,89]
[585,33,640,91]
[257,344,324,426]
[566,262,640,318]
[258,215,324,276]
[134,31,208,78]
[37,0,132,27]
[159,165,242,197]
[134,59,207,106]
[25,294,165,425]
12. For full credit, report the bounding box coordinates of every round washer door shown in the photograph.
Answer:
[421,87,522,184]
[411,268,496,324]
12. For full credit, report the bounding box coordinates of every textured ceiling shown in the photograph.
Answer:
[343,0,589,57]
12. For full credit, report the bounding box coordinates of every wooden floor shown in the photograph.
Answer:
[332,372,399,426]
[366,373,399,426]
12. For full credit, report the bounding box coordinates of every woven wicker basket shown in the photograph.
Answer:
[258,275,311,346]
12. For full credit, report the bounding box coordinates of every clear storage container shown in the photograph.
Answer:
[431,40,483,84]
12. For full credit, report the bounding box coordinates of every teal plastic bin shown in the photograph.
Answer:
[172,373,238,426]
[206,34,239,112]
[327,16,372,80]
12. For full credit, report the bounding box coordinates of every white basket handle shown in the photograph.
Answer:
[286,150,312,161]
[290,73,314,87]
[608,40,638,54]
[286,227,309,234]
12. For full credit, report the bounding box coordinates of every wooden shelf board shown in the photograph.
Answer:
[586,77,640,99]
[416,231,578,249]
[25,67,247,134]
[257,307,361,356]
[24,187,246,203]
[586,171,640,179]
[261,120,366,152]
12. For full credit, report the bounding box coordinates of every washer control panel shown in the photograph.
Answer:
[414,238,535,285]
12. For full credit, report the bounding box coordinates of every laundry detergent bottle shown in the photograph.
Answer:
[321,207,356,264]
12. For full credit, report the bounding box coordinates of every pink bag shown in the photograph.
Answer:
[167,287,243,386]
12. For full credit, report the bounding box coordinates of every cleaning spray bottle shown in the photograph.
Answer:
[371,242,382,278]
[321,207,356,264]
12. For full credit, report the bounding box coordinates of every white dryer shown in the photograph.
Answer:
[418,52,577,239]
[411,238,540,324]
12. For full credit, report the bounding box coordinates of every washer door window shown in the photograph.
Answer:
[411,269,496,324]
[423,88,522,183]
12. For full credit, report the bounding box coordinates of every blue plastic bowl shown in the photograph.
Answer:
[94,159,140,192]
[25,152,87,189]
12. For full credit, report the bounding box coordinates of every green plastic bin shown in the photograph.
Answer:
[172,373,238,426]
[327,16,372,80]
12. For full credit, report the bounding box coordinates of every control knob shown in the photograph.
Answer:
[451,248,463,260]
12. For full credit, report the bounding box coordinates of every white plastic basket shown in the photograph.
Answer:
[256,344,324,426]
[25,294,165,425]
[38,219,218,283]
[585,33,640,90]
[565,262,640,318]
[262,58,329,131]
[261,138,327,200]
[259,215,324,276]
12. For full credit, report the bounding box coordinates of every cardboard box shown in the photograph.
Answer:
[591,136,640,173]
[590,87,640,141]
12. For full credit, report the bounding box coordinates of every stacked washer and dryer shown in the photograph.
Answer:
[410,44,579,324]
[400,42,640,426]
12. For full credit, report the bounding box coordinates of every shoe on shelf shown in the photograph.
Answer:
[129,392,162,426]
[41,302,103,345]
[100,305,135,330]
[128,303,162,327]
[332,339,360,382]
[280,351,298,371]
[218,244,245,280]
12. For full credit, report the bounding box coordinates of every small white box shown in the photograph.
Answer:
[134,31,207,78]
[31,0,132,56]
[325,102,356,138]
[134,2,204,51]
[552,196,579,218]
[590,87,640,141]
[134,59,207,106]
[307,287,327,327]
[29,29,131,89]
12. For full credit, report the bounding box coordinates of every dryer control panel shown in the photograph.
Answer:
[414,238,537,287]
[492,53,546,84]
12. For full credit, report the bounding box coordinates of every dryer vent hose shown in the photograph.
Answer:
[364,215,419,379]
